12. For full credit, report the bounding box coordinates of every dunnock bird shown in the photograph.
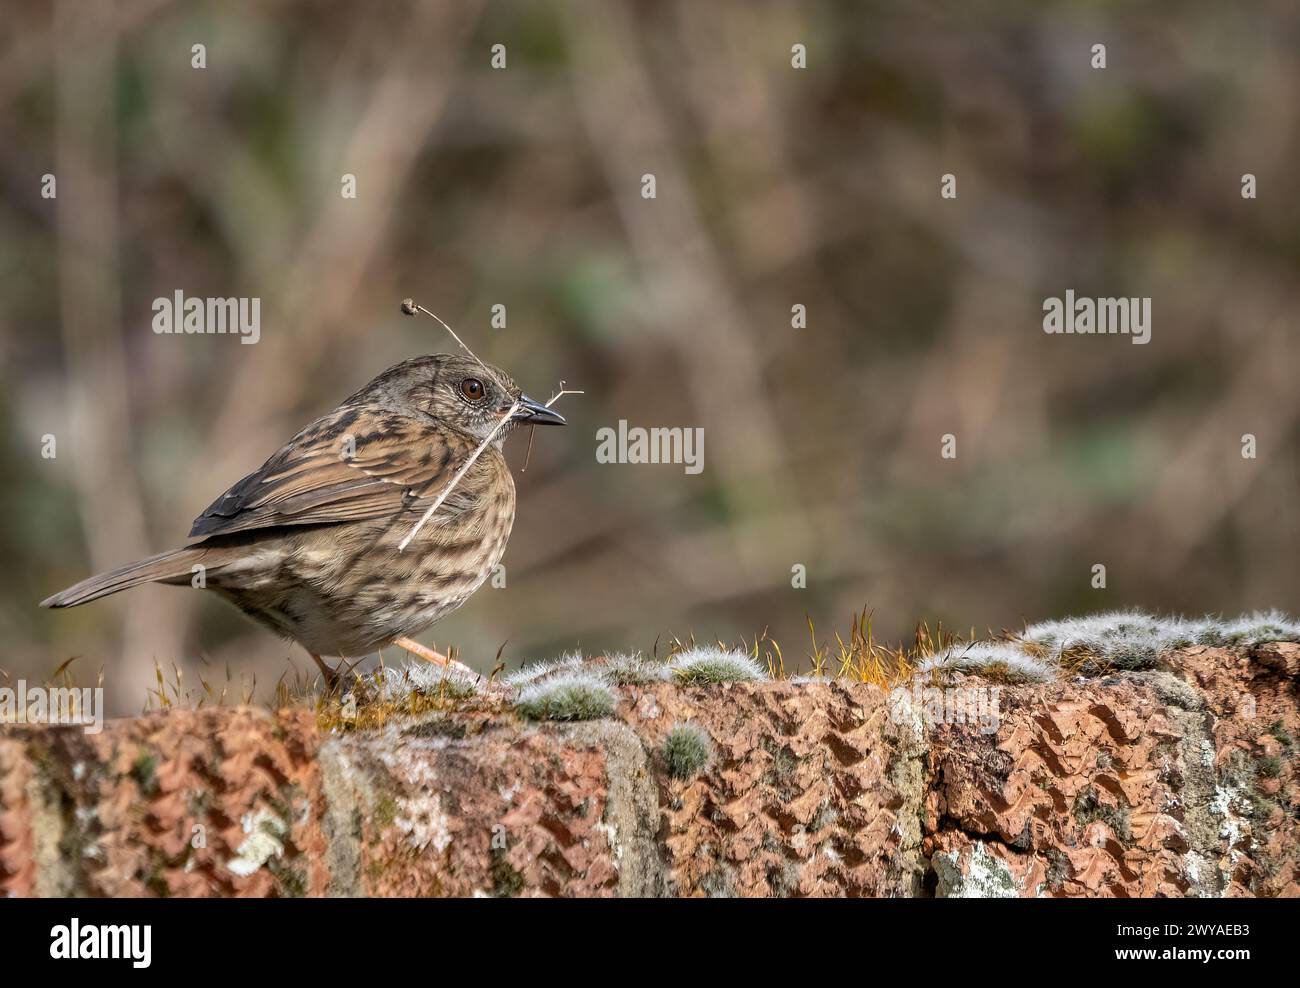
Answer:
[41,354,565,684]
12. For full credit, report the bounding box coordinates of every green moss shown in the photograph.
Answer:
[1247,791,1282,832]
[130,751,158,795]
[670,648,766,685]
[491,848,524,897]
[314,665,494,733]
[670,647,759,686]
[374,795,398,829]
[1257,755,1283,779]
[1103,639,1159,670]
[265,790,297,828]
[602,653,670,686]
[401,717,468,740]
[268,858,309,897]
[662,723,713,780]
[428,678,478,701]
[514,672,616,722]
[144,853,170,897]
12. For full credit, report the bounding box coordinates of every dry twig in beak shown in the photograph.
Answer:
[523,381,584,472]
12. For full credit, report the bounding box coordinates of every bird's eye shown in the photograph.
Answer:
[460,378,485,401]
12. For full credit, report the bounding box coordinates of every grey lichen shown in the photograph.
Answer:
[932,842,1021,898]
[227,808,288,878]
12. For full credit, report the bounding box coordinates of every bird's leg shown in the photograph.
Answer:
[308,651,341,691]
[393,636,480,680]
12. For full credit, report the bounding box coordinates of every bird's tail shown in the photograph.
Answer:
[40,548,208,608]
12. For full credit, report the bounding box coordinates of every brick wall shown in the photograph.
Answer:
[2,644,1296,897]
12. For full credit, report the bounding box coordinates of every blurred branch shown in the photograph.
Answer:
[564,0,811,555]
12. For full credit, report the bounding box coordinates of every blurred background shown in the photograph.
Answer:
[2,0,1297,713]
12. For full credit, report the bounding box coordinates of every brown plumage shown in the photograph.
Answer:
[41,354,565,681]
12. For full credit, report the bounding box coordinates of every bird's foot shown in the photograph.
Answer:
[308,651,343,692]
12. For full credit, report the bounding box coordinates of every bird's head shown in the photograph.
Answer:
[346,353,566,443]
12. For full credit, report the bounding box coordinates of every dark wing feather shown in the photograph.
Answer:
[189,407,474,537]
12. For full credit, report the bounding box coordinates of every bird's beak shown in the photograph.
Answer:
[510,394,567,426]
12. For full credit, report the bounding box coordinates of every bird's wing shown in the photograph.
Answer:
[188,406,480,538]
